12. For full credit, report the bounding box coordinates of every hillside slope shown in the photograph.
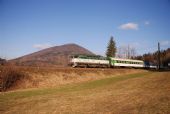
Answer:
[10,43,94,67]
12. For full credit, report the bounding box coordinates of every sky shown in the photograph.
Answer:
[0,0,170,59]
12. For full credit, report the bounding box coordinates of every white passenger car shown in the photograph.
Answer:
[109,57,144,68]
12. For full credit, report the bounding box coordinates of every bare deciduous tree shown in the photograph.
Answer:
[116,45,137,59]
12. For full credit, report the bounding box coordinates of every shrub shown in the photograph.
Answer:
[0,66,25,91]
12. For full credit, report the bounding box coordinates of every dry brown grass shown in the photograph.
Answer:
[0,71,169,114]
[0,66,28,91]
[0,66,147,90]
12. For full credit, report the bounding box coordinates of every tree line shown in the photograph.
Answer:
[106,36,136,59]
[106,36,170,67]
[134,48,170,67]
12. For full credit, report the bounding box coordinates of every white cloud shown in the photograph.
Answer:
[144,21,150,25]
[119,22,138,30]
[33,43,52,49]
[160,41,170,46]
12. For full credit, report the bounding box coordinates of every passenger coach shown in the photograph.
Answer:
[109,58,144,68]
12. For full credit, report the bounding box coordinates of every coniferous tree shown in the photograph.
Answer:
[106,36,116,57]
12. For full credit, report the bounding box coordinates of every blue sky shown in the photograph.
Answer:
[0,0,170,59]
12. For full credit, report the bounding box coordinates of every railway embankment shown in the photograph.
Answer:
[0,66,147,91]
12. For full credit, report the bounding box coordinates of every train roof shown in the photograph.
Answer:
[70,54,107,59]
[110,57,144,62]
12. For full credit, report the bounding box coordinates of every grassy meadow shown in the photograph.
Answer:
[0,71,170,114]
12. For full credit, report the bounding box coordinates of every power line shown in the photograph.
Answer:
[158,42,160,70]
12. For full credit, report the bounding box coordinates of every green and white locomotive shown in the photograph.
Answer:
[70,54,110,68]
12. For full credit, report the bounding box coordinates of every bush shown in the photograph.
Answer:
[0,66,25,91]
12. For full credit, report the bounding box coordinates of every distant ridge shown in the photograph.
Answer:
[10,43,95,67]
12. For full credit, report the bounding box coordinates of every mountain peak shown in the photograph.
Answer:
[10,43,94,67]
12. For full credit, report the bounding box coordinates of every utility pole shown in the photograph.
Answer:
[158,42,160,70]
[127,45,130,59]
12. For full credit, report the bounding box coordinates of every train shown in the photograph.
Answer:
[69,54,157,68]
